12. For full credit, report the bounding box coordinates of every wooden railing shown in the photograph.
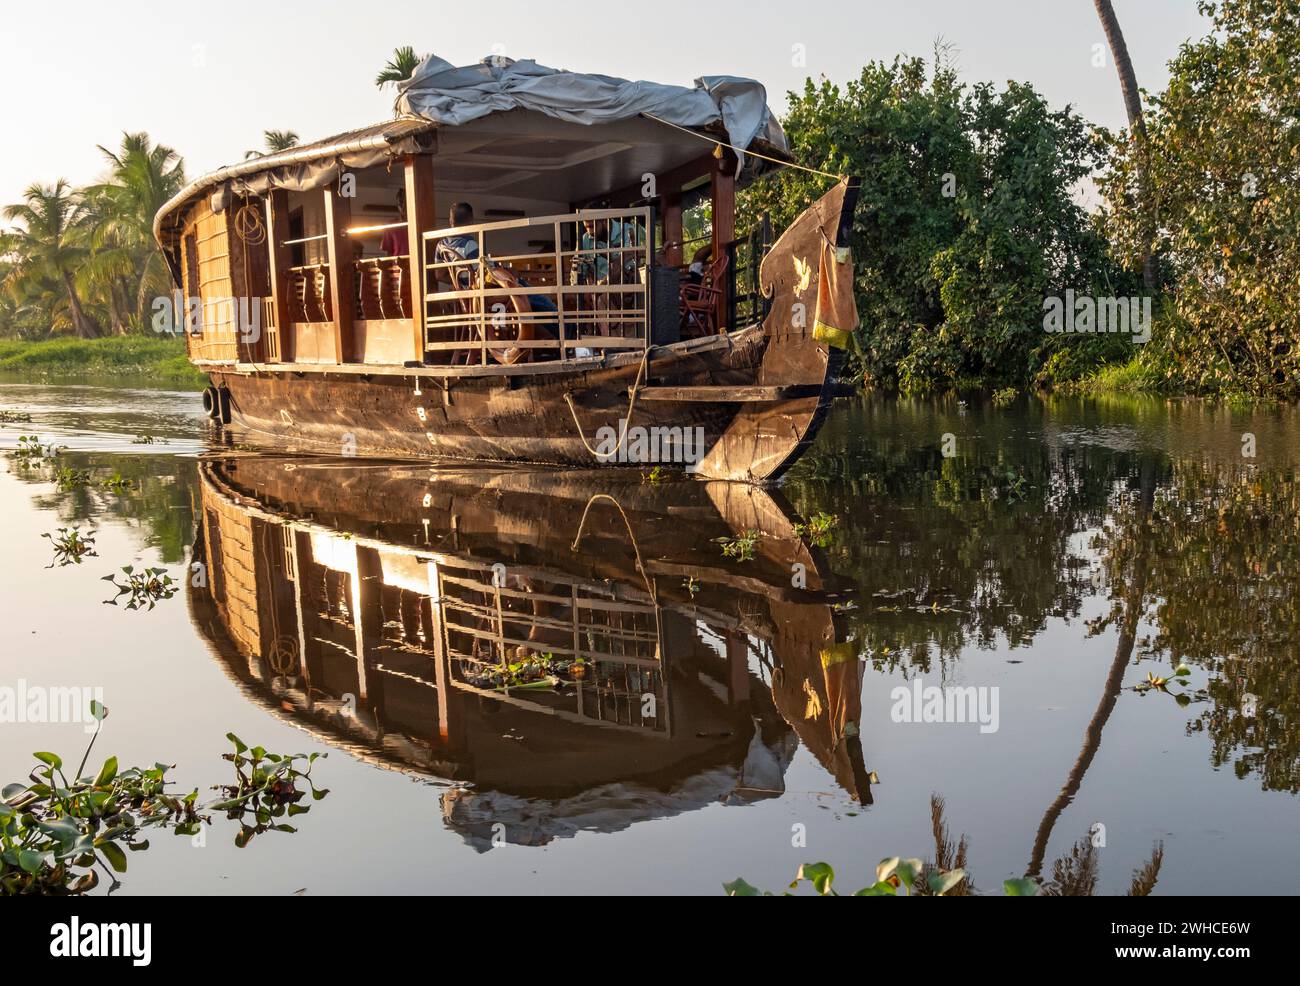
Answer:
[288,263,331,323]
[261,296,280,361]
[421,208,652,366]
[354,255,411,321]
[432,557,668,733]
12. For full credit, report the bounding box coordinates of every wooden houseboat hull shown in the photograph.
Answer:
[204,324,845,482]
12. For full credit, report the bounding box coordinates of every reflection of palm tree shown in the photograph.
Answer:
[375,46,422,89]
[1093,0,1156,290]
[1026,457,1157,879]
[3,181,103,339]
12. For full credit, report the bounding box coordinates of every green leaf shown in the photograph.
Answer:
[1003,877,1039,896]
[226,733,247,754]
[89,700,107,721]
[18,849,47,874]
[94,756,118,786]
[796,861,836,895]
[723,878,761,896]
[854,880,899,896]
[34,752,62,769]
[928,869,967,895]
[99,841,127,873]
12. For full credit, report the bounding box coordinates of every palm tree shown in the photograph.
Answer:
[82,133,186,330]
[245,129,300,159]
[1093,0,1156,290]
[375,46,422,89]
[2,181,103,339]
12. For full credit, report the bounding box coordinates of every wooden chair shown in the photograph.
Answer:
[680,253,730,336]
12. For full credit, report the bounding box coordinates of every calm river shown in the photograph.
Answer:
[2,381,1296,894]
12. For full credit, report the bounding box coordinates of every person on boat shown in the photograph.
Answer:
[686,242,712,284]
[436,202,558,313]
[381,189,410,257]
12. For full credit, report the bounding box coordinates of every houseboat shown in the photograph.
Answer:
[154,55,860,482]
[188,455,874,845]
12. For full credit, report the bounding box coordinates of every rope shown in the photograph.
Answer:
[570,493,657,603]
[640,112,846,182]
[232,202,266,245]
[563,346,651,461]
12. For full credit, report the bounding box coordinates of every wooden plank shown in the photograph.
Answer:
[635,384,824,402]
[323,185,355,364]
[404,154,436,364]
[662,193,683,267]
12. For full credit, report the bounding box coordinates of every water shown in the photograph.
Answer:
[2,382,1297,895]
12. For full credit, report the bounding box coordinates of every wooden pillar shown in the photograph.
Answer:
[404,154,436,364]
[290,530,317,692]
[323,185,355,363]
[711,156,736,333]
[725,630,750,706]
[427,560,462,746]
[662,192,683,268]
[264,190,294,362]
[352,545,384,703]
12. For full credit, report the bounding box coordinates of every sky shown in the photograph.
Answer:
[0,0,1210,210]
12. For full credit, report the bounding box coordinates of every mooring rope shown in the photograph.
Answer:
[563,346,651,461]
[640,112,846,182]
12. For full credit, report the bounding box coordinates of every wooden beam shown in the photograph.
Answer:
[352,545,384,702]
[634,384,824,402]
[725,630,750,706]
[662,193,683,267]
[711,153,736,333]
[264,191,294,362]
[404,154,436,364]
[323,185,355,363]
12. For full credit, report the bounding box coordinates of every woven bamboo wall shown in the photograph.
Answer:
[202,495,263,659]
[183,199,240,361]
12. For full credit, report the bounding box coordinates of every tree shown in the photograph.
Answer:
[2,181,102,339]
[375,46,422,89]
[245,129,300,159]
[742,55,1128,392]
[1100,0,1300,399]
[81,133,186,331]
[1092,0,1157,290]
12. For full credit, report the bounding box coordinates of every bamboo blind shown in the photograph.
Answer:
[184,199,240,361]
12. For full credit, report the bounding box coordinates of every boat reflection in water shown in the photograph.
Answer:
[189,455,870,848]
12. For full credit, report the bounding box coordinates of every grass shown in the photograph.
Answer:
[0,336,206,389]
[1062,355,1162,396]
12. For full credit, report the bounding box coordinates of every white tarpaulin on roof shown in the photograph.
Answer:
[395,55,787,168]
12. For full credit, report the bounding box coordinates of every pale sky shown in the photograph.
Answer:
[0,0,1208,209]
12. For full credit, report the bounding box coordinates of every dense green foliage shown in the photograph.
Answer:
[1100,0,1300,400]
[741,55,1138,393]
[1,134,184,342]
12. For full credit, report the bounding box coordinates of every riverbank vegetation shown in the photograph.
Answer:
[2,5,1293,401]
[0,336,204,386]
[741,0,1297,402]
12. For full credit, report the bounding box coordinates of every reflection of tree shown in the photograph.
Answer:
[13,453,196,563]
[1095,459,1300,793]
[1027,456,1157,877]
[785,400,1142,673]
